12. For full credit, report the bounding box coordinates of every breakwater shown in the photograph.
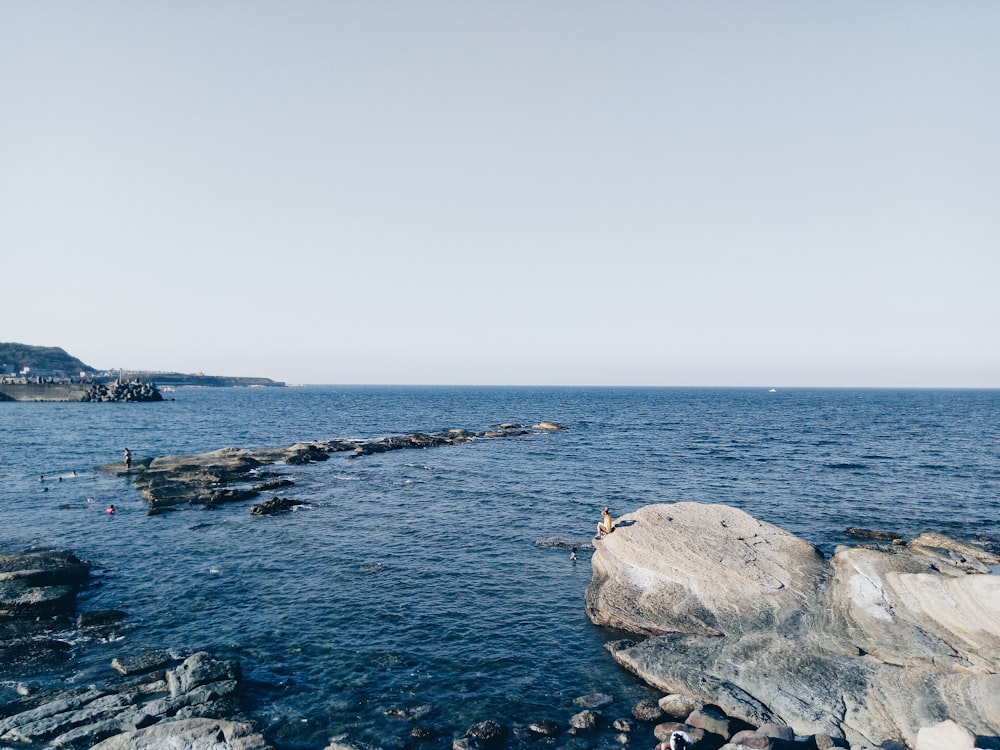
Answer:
[0,379,162,403]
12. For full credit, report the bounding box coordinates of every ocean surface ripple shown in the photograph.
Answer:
[2,386,998,748]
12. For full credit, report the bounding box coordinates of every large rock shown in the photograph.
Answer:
[586,503,1000,749]
[89,717,269,750]
[0,550,90,667]
[585,503,829,637]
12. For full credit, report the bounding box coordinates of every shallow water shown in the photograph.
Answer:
[2,386,998,748]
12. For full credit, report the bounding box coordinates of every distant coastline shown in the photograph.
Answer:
[1,342,284,399]
[118,371,285,388]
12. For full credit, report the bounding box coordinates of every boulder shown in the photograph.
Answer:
[569,709,599,732]
[659,693,704,719]
[585,503,829,637]
[632,697,665,722]
[587,502,1000,749]
[527,719,560,737]
[914,719,976,750]
[463,719,506,747]
[89,718,269,750]
[0,550,89,620]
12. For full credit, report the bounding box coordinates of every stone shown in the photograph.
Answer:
[533,421,566,430]
[89,718,269,750]
[569,709,599,731]
[613,717,635,732]
[464,719,506,747]
[167,652,240,697]
[573,691,614,708]
[587,502,1000,749]
[528,720,560,737]
[111,651,177,676]
[729,729,778,749]
[688,706,746,740]
[915,719,977,750]
[659,694,704,719]
[654,722,705,743]
[78,609,127,627]
[0,550,89,620]
[757,723,794,741]
[632,697,665,722]
[250,496,306,516]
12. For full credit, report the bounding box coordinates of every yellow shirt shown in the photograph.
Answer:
[601,512,613,534]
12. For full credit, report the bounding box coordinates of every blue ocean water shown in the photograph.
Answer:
[1,386,999,748]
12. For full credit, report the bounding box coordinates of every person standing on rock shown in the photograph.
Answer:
[596,507,613,539]
[123,448,131,472]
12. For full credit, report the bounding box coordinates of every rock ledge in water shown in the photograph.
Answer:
[98,423,556,513]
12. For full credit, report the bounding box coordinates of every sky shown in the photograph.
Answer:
[2,2,998,387]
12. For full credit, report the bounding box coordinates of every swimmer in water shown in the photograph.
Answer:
[106,504,115,515]
[571,547,578,562]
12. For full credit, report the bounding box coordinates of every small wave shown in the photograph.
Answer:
[823,462,868,470]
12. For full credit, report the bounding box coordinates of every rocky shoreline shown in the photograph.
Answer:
[586,503,1000,750]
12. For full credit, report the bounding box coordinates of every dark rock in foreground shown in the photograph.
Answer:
[0,650,268,749]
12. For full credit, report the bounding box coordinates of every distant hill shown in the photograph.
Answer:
[0,342,283,387]
[0,342,95,376]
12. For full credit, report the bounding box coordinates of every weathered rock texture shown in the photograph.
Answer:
[585,503,1000,750]
[0,651,267,749]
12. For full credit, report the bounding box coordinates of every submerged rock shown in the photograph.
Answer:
[89,718,268,750]
[249,496,305,516]
[586,502,1000,749]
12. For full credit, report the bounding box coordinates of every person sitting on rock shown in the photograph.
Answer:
[596,507,613,539]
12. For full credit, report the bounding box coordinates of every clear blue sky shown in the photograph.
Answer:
[3,2,997,386]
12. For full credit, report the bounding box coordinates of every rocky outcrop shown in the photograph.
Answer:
[98,424,543,512]
[0,651,267,749]
[586,503,1000,749]
[0,550,90,669]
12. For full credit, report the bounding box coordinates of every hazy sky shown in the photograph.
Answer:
[3,3,997,386]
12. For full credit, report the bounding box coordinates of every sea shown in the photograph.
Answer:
[2,386,999,749]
